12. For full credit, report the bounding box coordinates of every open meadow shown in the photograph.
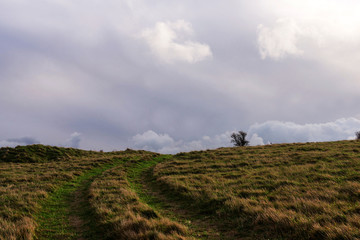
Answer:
[1,141,360,239]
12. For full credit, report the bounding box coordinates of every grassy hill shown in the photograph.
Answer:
[0,144,100,163]
[1,141,360,239]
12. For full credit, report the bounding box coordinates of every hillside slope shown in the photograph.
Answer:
[0,145,165,240]
[153,140,360,239]
[1,141,360,240]
[0,144,100,163]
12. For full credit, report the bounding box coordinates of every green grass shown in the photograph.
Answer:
[87,153,192,240]
[126,155,171,208]
[126,155,236,239]
[2,141,360,240]
[0,145,152,240]
[35,158,126,240]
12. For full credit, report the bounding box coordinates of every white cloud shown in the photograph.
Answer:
[258,18,303,60]
[131,117,360,153]
[249,133,265,146]
[257,1,360,70]
[65,132,82,148]
[141,20,212,63]
[132,130,175,152]
[131,130,232,154]
[248,118,360,144]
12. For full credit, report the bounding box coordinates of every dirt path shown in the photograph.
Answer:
[35,156,242,239]
[35,160,123,240]
[67,176,102,240]
[126,157,239,240]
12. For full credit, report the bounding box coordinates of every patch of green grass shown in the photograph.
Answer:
[88,154,193,240]
[35,158,126,240]
[0,145,154,240]
[127,155,240,239]
[126,155,171,208]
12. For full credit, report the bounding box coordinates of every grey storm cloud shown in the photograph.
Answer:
[1,0,360,152]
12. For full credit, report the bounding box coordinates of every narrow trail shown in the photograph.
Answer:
[126,156,238,240]
[140,169,228,239]
[35,159,124,240]
[34,156,239,239]
[67,174,102,240]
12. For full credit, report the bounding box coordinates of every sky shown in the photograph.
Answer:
[1,0,360,153]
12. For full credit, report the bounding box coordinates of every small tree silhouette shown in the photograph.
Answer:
[356,131,360,140]
[231,131,249,147]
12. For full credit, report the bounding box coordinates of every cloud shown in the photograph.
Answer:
[141,20,212,63]
[257,2,360,65]
[65,132,82,148]
[0,137,40,148]
[1,1,360,152]
[249,133,265,146]
[131,130,232,154]
[132,130,175,151]
[248,118,360,144]
[257,18,303,60]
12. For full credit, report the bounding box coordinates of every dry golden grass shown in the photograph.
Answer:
[88,160,193,240]
[0,147,140,240]
[153,140,360,239]
[1,146,186,240]
[0,216,35,240]
[3,141,360,239]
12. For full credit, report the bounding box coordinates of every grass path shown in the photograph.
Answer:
[34,155,238,239]
[126,156,236,240]
[34,158,125,240]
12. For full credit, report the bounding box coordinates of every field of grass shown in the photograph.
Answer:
[153,140,360,239]
[1,141,360,239]
[0,144,100,163]
[0,145,154,240]
[88,155,192,240]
